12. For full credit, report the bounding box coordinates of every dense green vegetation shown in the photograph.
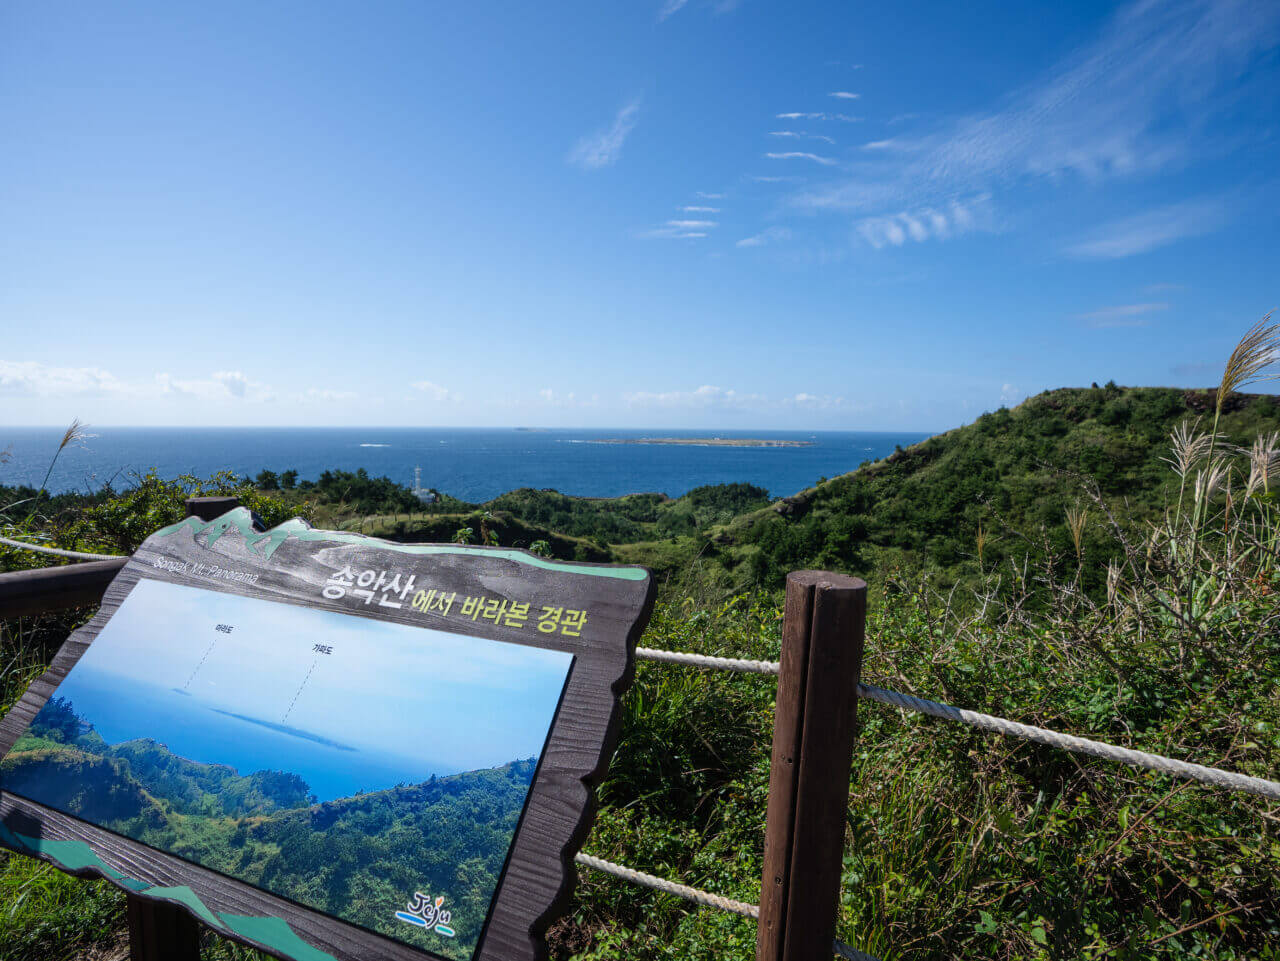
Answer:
[2,328,1279,960]
[1,697,532,961]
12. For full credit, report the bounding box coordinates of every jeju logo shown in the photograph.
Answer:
[395,892,456,938]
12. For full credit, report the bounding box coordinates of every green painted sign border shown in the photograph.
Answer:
[153,509,648,580]
[0,823,336,961]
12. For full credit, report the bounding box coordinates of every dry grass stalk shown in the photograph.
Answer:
[1065,506,1088,561]
[1244,431,1280,497]
[1216,313,1279,414]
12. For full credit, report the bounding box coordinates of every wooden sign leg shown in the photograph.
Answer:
[756,571,867,961]
[127,895,201,960]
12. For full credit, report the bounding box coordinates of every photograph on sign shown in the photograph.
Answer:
[0,578,573,961]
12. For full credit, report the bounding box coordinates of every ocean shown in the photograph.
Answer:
[1,427,933,502]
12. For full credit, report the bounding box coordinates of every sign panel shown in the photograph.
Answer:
[0,509,654,961]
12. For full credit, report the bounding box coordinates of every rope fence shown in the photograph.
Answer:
[573,853,878,961]
[5,537,1275,958]
[634,648,1280,801]
[574,852,758,918]
[0,535,120,562]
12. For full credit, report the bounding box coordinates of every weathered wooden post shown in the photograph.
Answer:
[184,496,242,522]
[125,497,240,959]
[757,571,867,961]
[126,893,201,961]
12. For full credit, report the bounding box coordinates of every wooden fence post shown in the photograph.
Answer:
[757,571,867,961]
[126,895,202,961]
[184,496,242,522]
[124,497,241,959]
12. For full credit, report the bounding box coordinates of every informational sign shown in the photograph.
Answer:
[0,510,654,961]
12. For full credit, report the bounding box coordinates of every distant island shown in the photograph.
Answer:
[590,437,814,448]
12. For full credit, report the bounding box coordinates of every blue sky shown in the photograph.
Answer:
[1,0,1277,431]
[44,579,572,798]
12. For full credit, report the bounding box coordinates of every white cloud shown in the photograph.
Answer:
[737,226,792,247]
[1075,302,1169,326]
[1064,200,1225,259]
[770,131,836,144]
[0,361,129,395]
[624,385,766,409]
[828,91,860,99]
[639,217,717,239]
[412,380,461,403]
[568,99,641,170]
[856,195,993,248]
[302,387,358,403]
[1000,383,1022,405]
[681,205,720,212]
[537,388,598,407]
[696,191,725,199]
[749,175,802,183]
[776,112,825,120]
[213,370,248,397]
[154,371,272,402]
[657,0,689,20]
[792,0,1278,247]
[784,392,846,409]
[767,151,836,166]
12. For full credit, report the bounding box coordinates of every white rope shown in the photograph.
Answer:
[575,854,879,961]
[856,683,1280,801]
[0,535,121,562]
[574,852,759,918]
[635,646,780,674]
[635,647,1280,800]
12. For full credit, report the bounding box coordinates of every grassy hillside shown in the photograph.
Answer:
[2,352,1278,959]
[709,386,1279,590]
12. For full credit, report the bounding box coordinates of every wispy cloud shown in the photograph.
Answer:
[624,385,766,409]
[657,0,689,21]
[737,226,792,247]
[1075,302,1169,326]
[767,151,836,166]
[158,371,274,402]
[0,361,128,395]
[302,388,358,403]
[1063,200,1225,259]
[639,218,716,239]
[784,392,847,409]
[828,91,860,99]
[568,99,641,170]
[412,380,462,403]
[681,205,721,212]
[749,175,804,183]
[213,371,249,397]
[537,388,598,407]
[696,191,725,199]
[776,112,861,122]
[856,195,993,248]
[771,130,836,144]
[792,0,1278,250]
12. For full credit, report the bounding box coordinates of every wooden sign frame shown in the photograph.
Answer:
[0,509,654,961]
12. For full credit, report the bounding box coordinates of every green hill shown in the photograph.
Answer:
[286,386,1280,596]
